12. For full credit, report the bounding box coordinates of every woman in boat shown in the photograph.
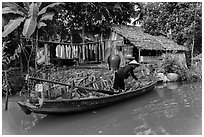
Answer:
[113,60,140,91]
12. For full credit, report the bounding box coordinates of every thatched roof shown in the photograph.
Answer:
[111,24,188,51]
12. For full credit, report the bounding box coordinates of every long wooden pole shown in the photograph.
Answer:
[28,77,116,95]
[4,71,9,110]
[35,29,39,72]
[82,22,85,63]
[21,37,124,46]
[138,48,141,63]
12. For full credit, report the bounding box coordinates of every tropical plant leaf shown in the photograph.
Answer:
[2,17,25,37]
[23,2,30,11]
[38,2,64,15]
[40,13,54,21]
[29,2,39,21]
[2,7,25,16]
[38,21,47,29]
[2,2,18,8]
[114,3,122,12]
[2,2,28,16]
[36,2,42,8]
[101,6,110,17]
[23,17,37,38]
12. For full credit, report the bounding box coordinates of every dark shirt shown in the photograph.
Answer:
[117,65,137,80]
[113,64,138,90]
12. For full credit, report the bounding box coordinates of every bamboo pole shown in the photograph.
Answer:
[28,77,116,95]
[21,37,124,46]
[138,48,141,63]
[21,36,188,51]
[68,81,74,99]
[191,35,194,66]
[82,22,85,63]
[101,33,104,62]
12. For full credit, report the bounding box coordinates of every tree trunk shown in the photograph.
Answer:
[35,29,39,72]
[191,20,195,66]
[18,28,24,72]
[191,37,194,65]
[100,33,105,62]
[44,43,48,65]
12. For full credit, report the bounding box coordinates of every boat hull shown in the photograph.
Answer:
[18,80,157,115]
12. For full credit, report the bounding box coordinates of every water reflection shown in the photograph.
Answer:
[2,96,46,135]
[20,113,46,132]
[2,82,202,135]
[131,82,202,135]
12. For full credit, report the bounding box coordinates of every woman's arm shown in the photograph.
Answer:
[130,70,138,80]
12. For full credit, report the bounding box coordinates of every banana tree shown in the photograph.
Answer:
[3,2,63,38]
[2,2,64,70]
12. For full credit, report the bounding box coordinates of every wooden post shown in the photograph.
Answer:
[98,42,100,62]
[138,48,141,63]
[70,31,73,59]
[44,43,48,65]
[122,40,125,66]
[68,81,75,99]
[35,29,39,72]
[18,28,24,72]
[48,70,52,98]
[191,38,194,66]
[82,23,85,63]
[97,42,99,62]
[100,33,104,62]
[191,19,196,66]
[4,71,9,110]
[191,4,198,66]
[50,43,56,64]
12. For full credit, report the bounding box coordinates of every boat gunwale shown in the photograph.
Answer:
[43,80,157,103]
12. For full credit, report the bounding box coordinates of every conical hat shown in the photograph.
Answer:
[129,60,140,65]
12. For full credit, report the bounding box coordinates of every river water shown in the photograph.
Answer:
[2,82,202,135]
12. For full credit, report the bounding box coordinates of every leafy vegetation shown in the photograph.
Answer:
[2,2,64,95]
[161,54,202,82]
[2,2,63,38]
[2,2,142,69]
[2,2,64,68]
[44,2,141,41]
[142,2,202,66]
[2,2,202,96]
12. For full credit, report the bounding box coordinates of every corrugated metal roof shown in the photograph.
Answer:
[111,24,188,51]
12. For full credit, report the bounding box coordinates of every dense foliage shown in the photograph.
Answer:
[2,2,202,96]
[2,2,142,67]
[142,2,202,56]
[2,2,64,38]
[161,54,202,82]
[2,2,64,70]
[2,2,143,95]
[44,2,139,41]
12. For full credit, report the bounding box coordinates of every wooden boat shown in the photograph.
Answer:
[18,79,157,115]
